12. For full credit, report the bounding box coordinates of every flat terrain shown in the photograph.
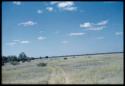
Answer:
[2,53,123,84]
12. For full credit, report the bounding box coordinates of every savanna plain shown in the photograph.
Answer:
[2,53,123,84]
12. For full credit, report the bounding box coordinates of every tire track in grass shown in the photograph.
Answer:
[48,65,70,84]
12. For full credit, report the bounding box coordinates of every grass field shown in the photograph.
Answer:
[2,53,123,84]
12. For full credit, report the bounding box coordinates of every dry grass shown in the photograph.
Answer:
[2,53,123,84]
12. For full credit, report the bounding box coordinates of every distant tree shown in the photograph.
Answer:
[39,56,43,59]
[30,57,35,60]
[18,52,29,62]
[7,55,18,62]
[2,56,7,62]
[12,56,18,61]
[2,56,8,65]
[45,56,49,58]
[2,55,19,65]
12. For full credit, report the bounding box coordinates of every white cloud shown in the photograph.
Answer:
[69,32,85,36]
[13,40,20,42]
[37,9,43,14]
[62,40,69,44]
[80,22,92,28]
[6,42,17,46]
[87,26,106,31]
[50,1,77,11]
[96,37,104,39]
[97,20,108,25]
[115,32,123,36]
[13,1,21,5]
[7,40,30,46]
[80,20,108,31]
[18,21,37,27]
[46,7,53,12]
[20,41,30,44]
[57,2,74,8]
[63,6,77,11]
[37,36,46,40]
[50,1,59,5]
[58,2,77,11]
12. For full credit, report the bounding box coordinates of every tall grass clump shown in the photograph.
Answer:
[10,61,20,65]
[37,62,47,67]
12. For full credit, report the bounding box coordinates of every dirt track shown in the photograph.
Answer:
[48,66,70,84]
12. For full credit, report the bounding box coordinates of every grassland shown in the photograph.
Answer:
[2,53,123,84]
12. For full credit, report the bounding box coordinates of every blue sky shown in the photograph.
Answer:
[2,1,123,57]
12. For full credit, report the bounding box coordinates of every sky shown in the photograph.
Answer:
[2,1,123,57]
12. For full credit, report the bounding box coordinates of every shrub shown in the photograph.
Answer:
[37,62,47,67]
[39,57,43,59]
[45,56,49,58]
[27,59,31,62]
[10,61,20,65]
[64,57,67,60]
[30,57,35,60]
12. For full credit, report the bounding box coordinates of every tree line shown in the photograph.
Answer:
[2,52,49,66]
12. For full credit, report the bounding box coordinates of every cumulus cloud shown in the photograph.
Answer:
[69,32,85,36]
[115,32,123,36]
[57,2,74,8]
[50,1,59,5]
[63,6,77,11]
[18,21,37,27]
[50,1,77,11]
[62,40,69,44]
[13,1,21,5]
[80,20,108,31]
[80,22,92,28]
[37,9,43,14]
[97,20,108,25]
[37,36,46,40]
[20,41,30,44]
[46,7,54,12]
[6,40,30,46]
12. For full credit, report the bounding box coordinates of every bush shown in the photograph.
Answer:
[30,57,35,60]
[64,57,67,60]
[37,62,47,67]
[39,57,43,59]
[45,56,49,58]
[27,59,31,62]
[10,61,20,65]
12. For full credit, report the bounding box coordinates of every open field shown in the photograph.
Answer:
[2,53,123,84]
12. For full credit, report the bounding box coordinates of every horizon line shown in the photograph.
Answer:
[2,51,123,58]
